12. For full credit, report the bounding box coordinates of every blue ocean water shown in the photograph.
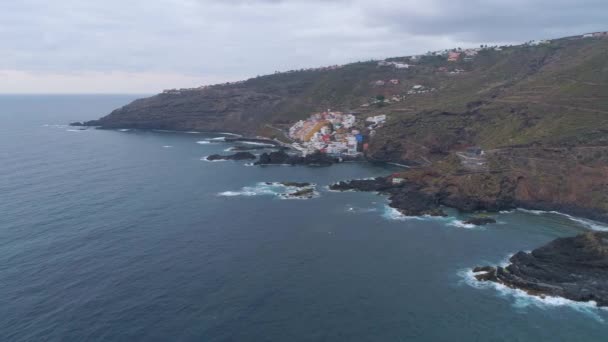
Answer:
[1,95,608,341]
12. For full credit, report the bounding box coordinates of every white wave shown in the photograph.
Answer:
[162,145,173,148]
[196,140,211,145]
[218,190,258,197]
[201,156,226,162]
[448,220,479,229]
[185,131,200,134]
[459,268,607,321]
[66,129,85,132]
[345,206,378,214]
[218,182,318,200]
[210,137,226,141]
[118,128,131,132]
[217,132,242,137]
[243,163,255,167]
[515,209,608,231]
[381,205,452,222]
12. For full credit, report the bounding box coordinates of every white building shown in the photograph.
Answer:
[366,115,387,125]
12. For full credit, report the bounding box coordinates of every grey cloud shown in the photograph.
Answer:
[1,0,606,92]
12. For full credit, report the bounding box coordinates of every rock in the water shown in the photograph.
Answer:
[287,188,315,199]
[463,217,497,226]
[473,231,608,306]
[255,151,338,166]
[206,152,257,161]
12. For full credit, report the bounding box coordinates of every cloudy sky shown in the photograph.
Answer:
[2,0,607,93]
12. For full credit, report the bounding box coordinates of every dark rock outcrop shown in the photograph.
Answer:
[463,217,497,226]
[206,152,257,161]
[474,232,608,306]
[255,151,339,166]
[287,188,315,199]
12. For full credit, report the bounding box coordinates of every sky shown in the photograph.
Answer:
[2,0,607,94]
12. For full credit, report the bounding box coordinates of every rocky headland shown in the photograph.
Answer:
[473,231,608,306]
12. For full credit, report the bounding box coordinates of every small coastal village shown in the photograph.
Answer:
[288,111,385,156]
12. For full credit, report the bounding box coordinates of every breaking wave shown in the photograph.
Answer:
[196,141,211,145]
[201,156,225,162]
[515,209,608,231]
[448,220,479,229]
[381,205,449,222]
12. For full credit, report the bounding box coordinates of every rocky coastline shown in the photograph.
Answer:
[473,231,608,306]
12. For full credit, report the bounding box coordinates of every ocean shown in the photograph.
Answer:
[1,95,607,341]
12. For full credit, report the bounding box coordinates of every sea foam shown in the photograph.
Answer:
[448,220,479,229]
[515,209,608,231]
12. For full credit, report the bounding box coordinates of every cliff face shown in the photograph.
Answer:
[85,35,608,221]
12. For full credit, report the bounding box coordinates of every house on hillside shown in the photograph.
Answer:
[583,33,594,38]
[593,32,608,37]
[389,79,400,85]
[448,51,461,62]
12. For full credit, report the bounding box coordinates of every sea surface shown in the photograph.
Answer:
[2,95,608,341]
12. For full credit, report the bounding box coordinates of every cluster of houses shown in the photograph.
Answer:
[371,79,400,87]
[582,31,608,38]
[288,111,370,156]
[407,84,435,95]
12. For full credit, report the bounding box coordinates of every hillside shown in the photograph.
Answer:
[83,34,608,222]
